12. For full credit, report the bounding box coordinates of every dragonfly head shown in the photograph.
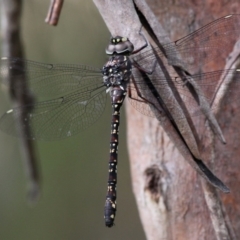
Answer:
[106,36,134,55]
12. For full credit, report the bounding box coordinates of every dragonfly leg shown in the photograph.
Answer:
[132,26,149,55]
[132,58,158,75]
[129,75,163,115]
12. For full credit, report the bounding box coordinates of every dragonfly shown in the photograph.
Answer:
[0,14,240,227]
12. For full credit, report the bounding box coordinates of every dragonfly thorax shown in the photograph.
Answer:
[102,55,132,88]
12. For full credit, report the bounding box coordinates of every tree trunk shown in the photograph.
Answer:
[94,0,240,239]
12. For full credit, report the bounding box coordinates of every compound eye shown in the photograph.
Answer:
[106,44,116,55]
[106,36,134,55]
[115,43,127,53]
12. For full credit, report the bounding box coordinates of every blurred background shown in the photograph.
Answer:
[0,0,145,239]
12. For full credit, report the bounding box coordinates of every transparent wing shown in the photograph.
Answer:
[134,14,240,73]
[128,76,167,118]
[0,58,106,140]
[128,69,240,119]
[0,57,102,100]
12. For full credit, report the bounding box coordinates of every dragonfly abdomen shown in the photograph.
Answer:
[104,86,127,227]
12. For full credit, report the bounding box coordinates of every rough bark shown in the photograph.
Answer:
[94,0,240,239]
